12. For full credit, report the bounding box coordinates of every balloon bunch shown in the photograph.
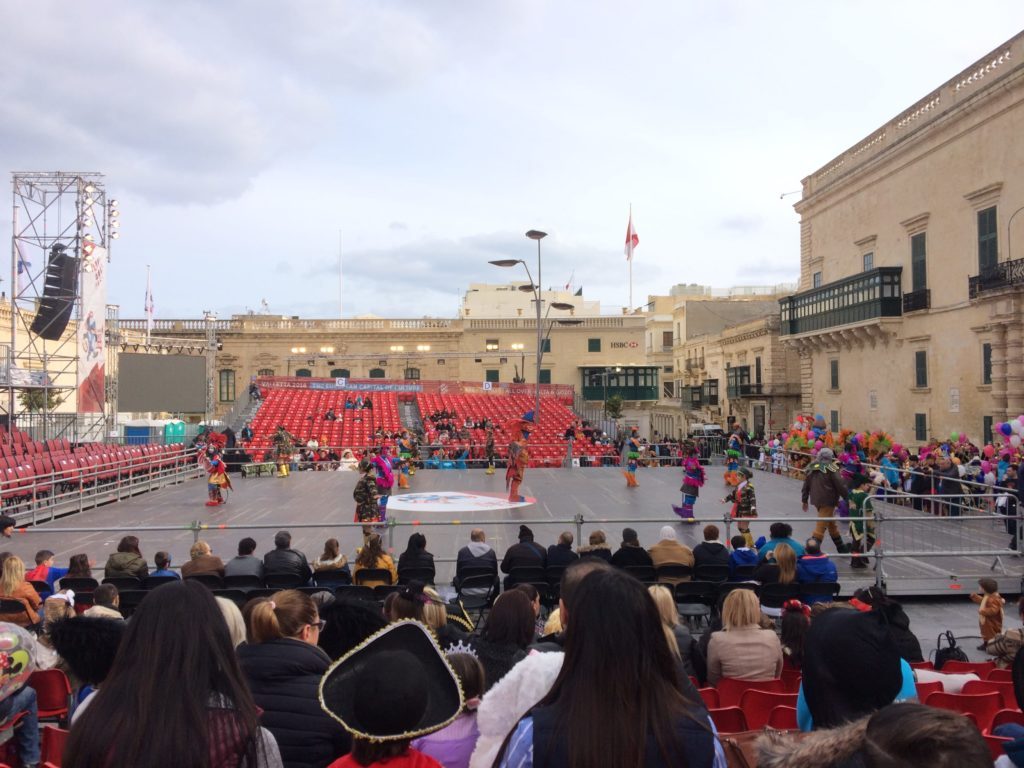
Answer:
[995,415,1024,450]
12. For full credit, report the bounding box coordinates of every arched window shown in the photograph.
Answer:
[368,368,386,379]
[403,367,420,380]
[295,368,312,377]
[330,368,350,378]
[257,368,274,377]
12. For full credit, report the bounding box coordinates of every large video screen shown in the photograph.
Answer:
[118,354,207,413]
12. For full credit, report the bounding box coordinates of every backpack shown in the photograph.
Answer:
[932,630,969,670]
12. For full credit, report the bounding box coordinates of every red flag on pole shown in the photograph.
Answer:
[625,210,639,261]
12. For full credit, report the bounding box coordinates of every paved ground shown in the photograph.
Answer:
[10,464,1020,657]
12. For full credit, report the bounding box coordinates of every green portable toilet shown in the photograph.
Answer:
[164,420,186,445]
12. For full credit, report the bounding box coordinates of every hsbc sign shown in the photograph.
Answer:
[610,341,639,349]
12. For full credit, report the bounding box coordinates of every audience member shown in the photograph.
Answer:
[51,613,125,722]
[353,533,397,587]
[226,537,266,580]
[0,555,41,627]
[692,524,730,569]
[706,588,783,685]
[318,599,388,661]
[65,553,93,580]
[648,584,703,682]
[512,583,545,639]
[454,529,497,597]
[648,525,695,583]
[104,535,149,579]
[500,526,546,587]
[217,596,247,648]
[796,538,838,603]
[609,527,654,569]
[850,586,924,663]
[263,530,312,584]
[64,581,281,768]
[753,542,797,586]
[728,534,758,578]
[0,515,15,538]
[240,589,349,767]
[312,538,350,573]
[36,592,76,668]
[993,646,1024,763]
[181,540,226,579]
[470,590,534,691]
[84,583,123,620]
[387,581,466,648]
[780,600,811,671]
[150,551,180,579]
[532,558,613,650]
[412,652,484,768]
[0,623,39,766]
[397,532,436,583]
[25,549,69,595]
[493,568,720,768]
[546,532,579,568]
[577,529,612,562]
[757,522,806,560]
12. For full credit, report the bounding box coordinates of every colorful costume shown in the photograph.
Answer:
[353,466,381,537]
[623,431,642,488]
[724,468,756,547]
[505,412,534,502]
[848,482,876,569]
[203,434,232,506]
[271,426,298,478]
[723,450,743,486]
[485,430,496,475]
[674,451,705,522]
[371,448,395,523]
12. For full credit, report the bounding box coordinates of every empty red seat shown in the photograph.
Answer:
[962,680,1018,711]
[925,690,1002,731]
[708,707,748,734]
[715,677,784,708]
[739,690,799,730]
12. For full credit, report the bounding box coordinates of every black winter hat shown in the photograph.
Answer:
[518,525,534,541]
[49,616,126,685]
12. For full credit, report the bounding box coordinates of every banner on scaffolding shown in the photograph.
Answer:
[77,246,107,412]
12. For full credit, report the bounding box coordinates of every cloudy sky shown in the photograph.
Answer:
[3,1,1023,320]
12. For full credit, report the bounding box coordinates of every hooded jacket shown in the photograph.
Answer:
[238,638,349,768]
[576,543,612,562]
[692,541,729,569]
[103,551,149,579]
[757,718,868,768]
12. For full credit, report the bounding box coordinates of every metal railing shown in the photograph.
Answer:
[969,256,1024,298]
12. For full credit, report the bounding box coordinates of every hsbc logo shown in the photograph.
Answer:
[610,341,639,349]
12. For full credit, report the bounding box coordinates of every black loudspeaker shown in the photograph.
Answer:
[30,244,80,340]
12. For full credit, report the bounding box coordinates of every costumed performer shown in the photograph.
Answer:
[205,443,232,507]
[722,466,757,547]
[371,446,395,524]
[399,431,417,477]
[271,425,298,478]
[848,473,876,569]
[484,427,496,476]
[353,459,381,542]
[505,411,534,502]
[673,442,705,522]
[622,428,642,488]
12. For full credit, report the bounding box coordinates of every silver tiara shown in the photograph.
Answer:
[445,639,478,659]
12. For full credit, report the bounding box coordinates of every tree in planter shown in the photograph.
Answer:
[604,394,624,420]
[18,388,63,412]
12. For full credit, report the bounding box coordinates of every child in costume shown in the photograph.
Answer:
[271,425,297,478]
[673,445,705,522]
[722,466,757,547]
[371,447,395,523]
[623,451,640,488]
[723,449,743,487]
[353,460,381,540]
[505,412,534,502]
[972,577,1006,652]
[484,428,496,475]
[204,443,232,507]
[848,473,876,569]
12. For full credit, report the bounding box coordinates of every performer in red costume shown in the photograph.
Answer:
[202,432,232,507]
[505,411,534,502]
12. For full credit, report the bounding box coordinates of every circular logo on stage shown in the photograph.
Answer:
[387,492,536,512]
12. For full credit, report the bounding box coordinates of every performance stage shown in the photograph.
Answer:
[15,465,1024,597]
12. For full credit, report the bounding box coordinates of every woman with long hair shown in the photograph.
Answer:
[0,555,41,627]
[386,581,466,648]
[64,580,281,768]
[239,589,349,767]
[471,590,534,692]
[312,538,349,572]
[706,587,783,685]
[495,568,718,768]
[648,584,703,682]
[353,533,397,587]
[66,553,92,579]
[103,535,149,579]
[753,543,797,585]
[397,532,436,583]
[780,600,812,671]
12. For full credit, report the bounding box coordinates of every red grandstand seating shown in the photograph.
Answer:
[925,690,1002,731]
[915,681,943,701]
[962,680,1018,710]
[714,677,784,708]
[738,690,798,730]
[941,660,996,676]
[708,707,748,733]
[986,733,1012,761]
[988,668,1013,683]
[697,687,719,709]
[991,708,1024,731]
[767,705,798,730]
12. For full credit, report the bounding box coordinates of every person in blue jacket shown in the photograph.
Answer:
[795,538,838,604]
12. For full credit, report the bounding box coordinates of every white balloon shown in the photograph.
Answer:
[1011,435,1022,448]
[1012,421,1024,435]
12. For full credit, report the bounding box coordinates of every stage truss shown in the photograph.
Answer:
[8,172,116,442]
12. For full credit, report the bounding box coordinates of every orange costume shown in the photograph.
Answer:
[505,412,534,502]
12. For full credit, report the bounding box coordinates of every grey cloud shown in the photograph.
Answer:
[719,216,763,233]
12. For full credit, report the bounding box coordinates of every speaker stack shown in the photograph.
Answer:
[30,243,80,340]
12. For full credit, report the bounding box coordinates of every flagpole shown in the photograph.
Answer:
[629,203,633,310]
[145,264,152,346]
[338,229,343,319]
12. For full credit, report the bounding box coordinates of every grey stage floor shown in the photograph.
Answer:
[9,464,1017,658]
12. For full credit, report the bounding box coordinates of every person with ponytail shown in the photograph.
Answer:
[353,533,397,588]
[239,589,350,768]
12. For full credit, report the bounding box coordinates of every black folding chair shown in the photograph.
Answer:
[694,564,730,583]
[397,566,436,585]
[0,598,35,627]
[655,564,693,584]
[313,570,352,589]
[374,585,402,601]
[212,589,248,609]
[758,583,801,609]
[354,568,394,587]
[102,576,143,591]
[57,577,98,593]
[264,573,305,590]
[29,580,50,596]
[624,565,658,584]
[732,564,758,580]
[223,574,264,591]
[117,590,148,618]
[142,575,180,590]
[334,585,376,602]
[184,573,224,590]
[673,581,716,629]
[506,566,545,589]
[799,581,842,603]
[456,574,499,628]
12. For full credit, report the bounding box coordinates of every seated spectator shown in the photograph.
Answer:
[263,530,312,584]
[240,590,349,766]
[546,531,579,569]
[757,522,806,560]
[64,581,281,767]
[512,583,545,640]
[318,599,388,661]
[387,581,466,648]
[217,596,247,648]
[454,529,497,595]
[36,591,76,669]
[312,538,350,573]
[25,549,69,596]
[468,590,534,691]
[796,538,838,603]
[493,567,719,767]
[648,525,695,583]
[0,554,41,627]
[84,583,123,620]
[849,586,924,663]
[0,624,41,765]
[65,553,93,580]
[692,524,730,569]
[321,622,460,768]
[181,540,226,579]
[104,535,149,579]
[793,607,917,733]
[353,533,397,587]
[225,537,265,580]
[648,584,703,682]
[532,558,613,651]
[500,525,546,588]
[412,652,484,768]
[780,600,811,671]
[150,551,180,579]
[753,543,798,586]
[728,534,759,579]
[706,587,783,685]
[397,532,436,582]
[610,527,654,570]
[0,515,15,538]
[577,529,612,562]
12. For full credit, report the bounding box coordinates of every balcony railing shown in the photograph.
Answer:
[902,288,931,312]
[727,382,764,398]
[780,267,903,336]
[701,379,719,406]
[681,386,702,408]
[969,257,1024,299]
[685,358,704,372]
